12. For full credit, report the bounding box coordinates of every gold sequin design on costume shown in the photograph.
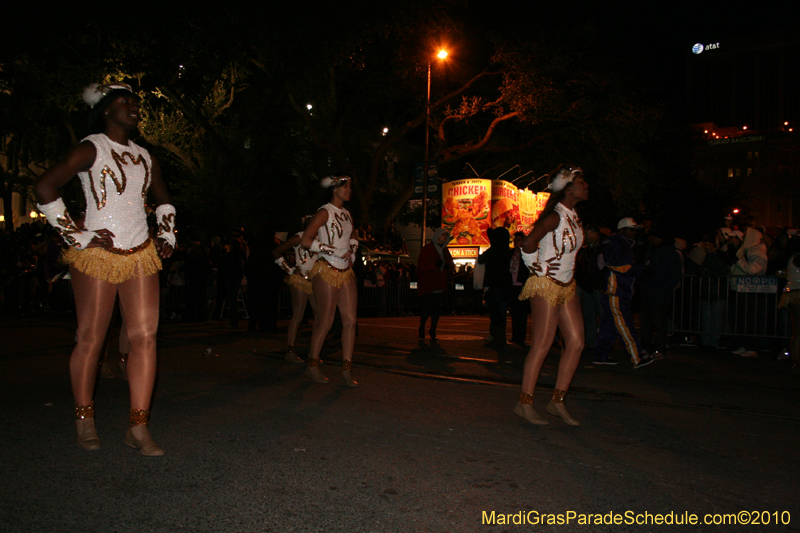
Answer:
[158,213,175,238]
[111,150,151,200]
[129,409,150,427]
[550,208,581,261]
[285,273,313,295]
[54,209,82,247]
[75,402,95,420]
[308,259,355,288]
[551,389,568,403]
[87,150,150,210]
[518,393,534,404]
[63,239,162,284]
[518,276,576,306]
[327,211,351,245]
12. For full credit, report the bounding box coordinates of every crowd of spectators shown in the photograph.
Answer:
[4,216,797,370]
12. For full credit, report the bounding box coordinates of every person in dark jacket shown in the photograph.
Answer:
[594,217,656,368]
[574,224,605,348]
[478,227,512,346]
[639,226,683,358]
[417,227,455,340]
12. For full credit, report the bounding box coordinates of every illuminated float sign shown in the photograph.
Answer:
[442,179,491,246]
[692,42,721,54]
[450,247,480,259]
[491,181,521,233]
[443,178,553,255]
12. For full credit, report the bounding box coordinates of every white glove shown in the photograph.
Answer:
[155,204,177,247]
[308,239,336,255]
[275,256,294,275]
[37,198,96,249]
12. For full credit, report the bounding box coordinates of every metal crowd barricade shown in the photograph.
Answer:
[276,280,473,317]
[358,281,423,317]
[671,275,791,341]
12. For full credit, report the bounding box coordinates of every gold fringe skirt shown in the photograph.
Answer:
[62,239,162,284]
[519,275,576,307]
[308,260,354,288]
[285,273,313,295]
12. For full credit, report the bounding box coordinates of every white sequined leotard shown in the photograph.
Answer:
[521,203,583,285]
[77,134,152,251]
[317,203,354,270]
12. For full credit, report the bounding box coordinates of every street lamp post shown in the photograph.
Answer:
[420,49,447,249]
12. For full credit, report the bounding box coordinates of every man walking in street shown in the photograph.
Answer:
[594,218,657,368]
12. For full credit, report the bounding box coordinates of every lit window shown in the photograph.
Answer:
[747,168,753,176]
[728,168,734,178]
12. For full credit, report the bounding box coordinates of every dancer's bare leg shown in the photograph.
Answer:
[117,268,165,455]
[117,305,131,379]
[546,295,585,425]
[308,293,318,319]
[514,296,559,424]
[520,296,560,394]
[118,306,130,353]
[554,295,585,391]
[70,268,118,405]
[306,277,339,383]
[287,286,309,348]
[117,270,160,411]
[338,278,357,362]
[338,278,358,387]
[308,277,339,360]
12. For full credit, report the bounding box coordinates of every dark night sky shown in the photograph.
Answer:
[3,2,792,123]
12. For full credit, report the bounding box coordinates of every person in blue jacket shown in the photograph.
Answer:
[593,217,657,368]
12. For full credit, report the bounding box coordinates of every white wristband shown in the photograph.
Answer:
[275,257,294,275]
[155,204,177,247]
[308,239,335,255]
[37,198,95,250]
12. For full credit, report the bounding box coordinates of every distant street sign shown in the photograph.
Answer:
[736,276,778,293]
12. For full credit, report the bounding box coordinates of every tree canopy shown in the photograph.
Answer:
[2,2,692,236]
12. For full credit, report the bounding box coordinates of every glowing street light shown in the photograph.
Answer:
[420,48,449,247]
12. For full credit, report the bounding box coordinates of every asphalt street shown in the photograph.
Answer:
[1,313,799,532]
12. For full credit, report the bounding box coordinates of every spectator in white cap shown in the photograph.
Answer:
[594,217,657,368]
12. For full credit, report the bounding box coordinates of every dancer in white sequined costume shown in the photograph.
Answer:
[300,177,359,387]
[513,165,588,426]
[272,216,318,363]
[34,83,174,455]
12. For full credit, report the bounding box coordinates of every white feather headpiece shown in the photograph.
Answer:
[82,83,134,108]
[320,175,351,188]
[547,166,582,193]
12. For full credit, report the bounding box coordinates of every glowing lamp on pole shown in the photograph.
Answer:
[420,48,448,248]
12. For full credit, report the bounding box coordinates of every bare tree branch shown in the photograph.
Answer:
[440,111,519,162]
